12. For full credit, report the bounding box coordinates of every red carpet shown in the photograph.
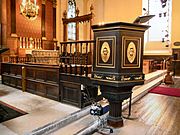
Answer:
[149,86,180,97]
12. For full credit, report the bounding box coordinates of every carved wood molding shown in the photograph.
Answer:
[42,0,46,5]
[62,5,94,41]
[62,13,93,24]
[53,0,57,7]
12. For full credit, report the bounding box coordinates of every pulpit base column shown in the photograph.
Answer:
[107,100,123,127]
[100,85,132,128]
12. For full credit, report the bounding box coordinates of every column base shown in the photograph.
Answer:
[107,116,123,128]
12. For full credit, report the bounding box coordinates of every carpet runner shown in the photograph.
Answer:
[149,86,180,97]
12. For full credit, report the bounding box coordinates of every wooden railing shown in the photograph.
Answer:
[59,40,94,77]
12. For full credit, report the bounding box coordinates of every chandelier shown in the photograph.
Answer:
[20,0,39,20]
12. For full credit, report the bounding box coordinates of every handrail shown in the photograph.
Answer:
[60,40,94,44]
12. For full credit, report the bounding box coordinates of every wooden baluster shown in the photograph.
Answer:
[65,44,67,64]
[16,56,18,63]
[37,38,39,49]
[34,38,36,49]
[34,38,37,49]
[39,39,42,49]
[65,43,68,73]
[26,37,29,48]
[80,42,83,75]
[23,37,25,48]
[70,43,72,74]
[74,42,77,75]
[60,43,63,73]
[85,42,88,77]
[19,37,22,48]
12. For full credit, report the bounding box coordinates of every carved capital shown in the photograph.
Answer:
[76,8,79,16]
[90,4,94,13]
[53,0,57,8]
[63,10,67,19]
[42,0,46,5]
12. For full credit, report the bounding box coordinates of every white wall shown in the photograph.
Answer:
[57,0,180,55]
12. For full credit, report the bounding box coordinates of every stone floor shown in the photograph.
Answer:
[0,70,171,135]
[0,84,79,135]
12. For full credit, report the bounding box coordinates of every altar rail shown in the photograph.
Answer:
[59,40,94,77]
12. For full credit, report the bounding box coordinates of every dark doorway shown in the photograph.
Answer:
[0,101,27,123]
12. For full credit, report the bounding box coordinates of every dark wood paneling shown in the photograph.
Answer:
[1,63,100,108]
[16,78,22,89]
[60,75,101,108]
[46,85,59,100]
[0,0,2,23]
[25,65,60,101]
[26,68,34,78]
[1,63,22,89]
[1,63,60,101]
[172,49,180,76]
[0,23,2,46]
[36,83,46,96]
[173,60,180,76]
[36,70,46,80]
[61,81,81,107]
[42,40,55,50]
[173,48,180,60]
[46,71,58,82]
[2,76,10,85]
[26,81,36,93]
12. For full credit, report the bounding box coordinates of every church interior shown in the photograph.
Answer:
[0,0,180,135]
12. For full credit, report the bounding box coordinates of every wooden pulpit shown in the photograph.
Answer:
[91,22,150,127]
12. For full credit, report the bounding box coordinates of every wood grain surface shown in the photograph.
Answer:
[123,78,180,135]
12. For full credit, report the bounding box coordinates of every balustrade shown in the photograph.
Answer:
[59,40,94,76]
[19,37,42,49]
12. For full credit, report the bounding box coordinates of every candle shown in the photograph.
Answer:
[34,0,36,5]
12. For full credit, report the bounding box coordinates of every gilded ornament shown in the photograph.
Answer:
[101,42,110,63]
[127,42,136,63]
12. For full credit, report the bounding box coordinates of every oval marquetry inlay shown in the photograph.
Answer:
[127,42,136,63]
[101,42,110,63]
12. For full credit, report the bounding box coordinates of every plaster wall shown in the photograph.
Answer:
[57,0,180,56]
[172,0,180,49]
